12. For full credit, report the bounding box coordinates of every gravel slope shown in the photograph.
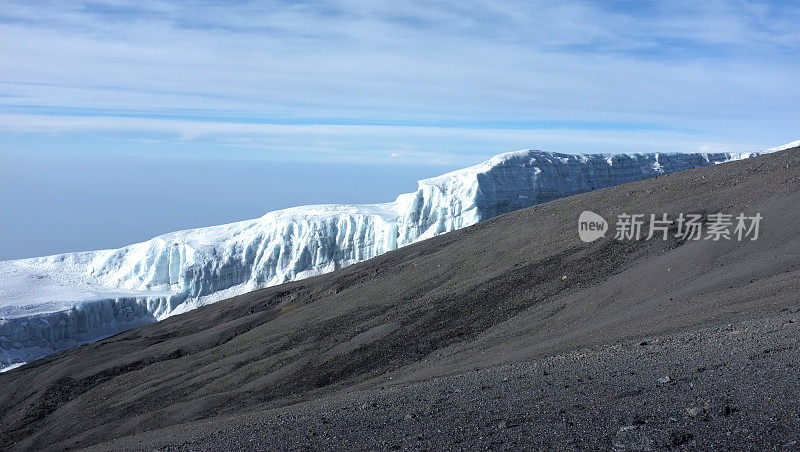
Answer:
[138,313,800,451]
[1,147,798,451]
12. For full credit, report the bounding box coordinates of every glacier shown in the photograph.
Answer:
[0,148,762,369]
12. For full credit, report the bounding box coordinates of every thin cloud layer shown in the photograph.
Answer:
[1,0,798,161]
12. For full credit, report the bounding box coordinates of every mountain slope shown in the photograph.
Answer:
[0,147,798,450]
[0,149,758,369]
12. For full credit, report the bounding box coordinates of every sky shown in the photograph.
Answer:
[1,0,799,259]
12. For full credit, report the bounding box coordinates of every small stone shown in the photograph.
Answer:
[657,375,671,383]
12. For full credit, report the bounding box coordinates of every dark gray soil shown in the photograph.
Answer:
[145,314,800,451]
[1,147,799,451]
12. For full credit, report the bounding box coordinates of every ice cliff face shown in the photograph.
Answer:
[0,149,759,370]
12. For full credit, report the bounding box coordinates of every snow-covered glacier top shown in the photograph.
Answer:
[0,149,762,369]
[769,139,800,151]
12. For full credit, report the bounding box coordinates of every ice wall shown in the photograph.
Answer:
[0,149,757,369]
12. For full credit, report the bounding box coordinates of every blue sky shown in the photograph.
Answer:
[1,0,799,258]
